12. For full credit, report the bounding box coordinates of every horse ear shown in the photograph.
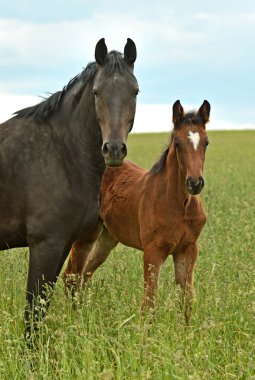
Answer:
[124,38,137,66]
[197,100,210,124]
[172,100,184,127]
[95,38,108,65]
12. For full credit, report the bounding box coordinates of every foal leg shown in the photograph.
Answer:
[173,243,198,324]
[64,222,103,295]
[142,247,168,312]
[25,236,68,341]
[81,226,118,284]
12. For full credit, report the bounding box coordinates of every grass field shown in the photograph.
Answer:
[0,131,255,379]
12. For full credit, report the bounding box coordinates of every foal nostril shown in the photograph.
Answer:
[186,176,204,194]
[186,177,192,188]
[199,176,204,188]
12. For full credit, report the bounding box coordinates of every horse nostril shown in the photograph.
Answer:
[102,142,109,155]
[121,143,127,157]
[102,142,127,158]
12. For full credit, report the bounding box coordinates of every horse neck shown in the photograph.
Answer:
[51,81,105,177]
[61,81,99,138]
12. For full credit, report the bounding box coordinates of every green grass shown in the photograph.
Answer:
[1,131,255,379]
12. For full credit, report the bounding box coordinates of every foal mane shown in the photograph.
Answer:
[14,51,131,120]
[150,110,201,175]
[149,137,172,175]
[179,111,203,126]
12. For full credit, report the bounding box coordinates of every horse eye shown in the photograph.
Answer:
[93,89,98,96]
[175,141,181,149]
[134,89,139,96]
[205,140,209,147]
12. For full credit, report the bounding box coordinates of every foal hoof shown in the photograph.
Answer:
[63,273,81,296]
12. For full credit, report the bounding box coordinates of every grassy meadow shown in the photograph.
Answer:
[0,131,255,379]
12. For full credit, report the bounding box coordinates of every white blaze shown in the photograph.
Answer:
[188,131,200,151]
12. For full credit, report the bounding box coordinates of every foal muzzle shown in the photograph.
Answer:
[101,140,127,167]
[186,176,204,195]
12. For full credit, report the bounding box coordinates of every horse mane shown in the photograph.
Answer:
[149,111,202,174]
[14,50,129,120]
[103,50,133,75]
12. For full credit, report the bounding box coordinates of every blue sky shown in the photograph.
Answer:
[0,0,255,132]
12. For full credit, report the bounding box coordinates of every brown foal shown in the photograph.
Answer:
[64,100,210,323]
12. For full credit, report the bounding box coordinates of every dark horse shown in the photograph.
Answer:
[0,38,138,338]
[64,101,210,323]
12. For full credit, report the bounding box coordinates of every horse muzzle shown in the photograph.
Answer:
[186,176,204,195]
[101,140,127,167]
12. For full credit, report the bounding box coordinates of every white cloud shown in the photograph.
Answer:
[133,104,255,133]
[0,92,38,122]
[1,9,255,98]
[1,8,255,130]
[0,18,95,66]
[0,12,212,68]
[0,93,253,132]
[0,8,254,88]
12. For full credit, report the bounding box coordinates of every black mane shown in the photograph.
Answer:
[14,50,129,120]
[103,51,133,75]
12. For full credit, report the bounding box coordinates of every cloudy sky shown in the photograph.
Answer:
[0,0,254,132]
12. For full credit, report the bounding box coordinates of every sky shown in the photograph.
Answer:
[0,0,255,133]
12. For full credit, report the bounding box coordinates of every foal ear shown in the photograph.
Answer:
[95,38,108,65]
[124,38,137,66]
[197,100,211,124]
[172,100,184,126]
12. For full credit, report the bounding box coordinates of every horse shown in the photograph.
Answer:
[64,100,210,323]
[0,37,138,339]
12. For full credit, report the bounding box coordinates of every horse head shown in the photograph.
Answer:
[93,38,138,167]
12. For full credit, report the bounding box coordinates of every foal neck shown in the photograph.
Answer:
[165,145,190,206]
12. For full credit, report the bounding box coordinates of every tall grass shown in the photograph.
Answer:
[0,131,255,379]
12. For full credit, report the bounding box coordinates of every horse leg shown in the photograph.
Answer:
[81,225,118,284]
[25,236,68,341]
[141,247,167,312]
[63,222,103,295]
[172,243,198,324]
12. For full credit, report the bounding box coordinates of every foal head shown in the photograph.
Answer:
[172,100,210,195]
[93,38,138,166]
